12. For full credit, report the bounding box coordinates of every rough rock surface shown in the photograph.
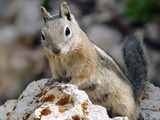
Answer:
[137,83,160,119]
[0,78,160,120]
[1,0,160,105]
[0,79,128,120]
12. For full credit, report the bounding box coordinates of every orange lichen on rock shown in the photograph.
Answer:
[57,87,63,91]
[41,108,51,116]
[81,102,88,110]
[35,89,47,98]
[6,112,10,117]
[19,95,24,100]
[34,118,40,120]
[13,105,16,111]
[81,102,89,115]
[58,108,67,113]
[141,93,149,100]
[42,94,55,103]
[71,115,80,120]
[56,95,74,106]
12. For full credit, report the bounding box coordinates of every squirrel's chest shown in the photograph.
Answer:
[53,57,74,79]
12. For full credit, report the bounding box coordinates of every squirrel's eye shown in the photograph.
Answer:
[41,34,45,41]
[65,27,70,37]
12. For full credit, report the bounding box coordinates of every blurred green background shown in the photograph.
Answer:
[0,0,160,105]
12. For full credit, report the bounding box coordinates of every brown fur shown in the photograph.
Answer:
[41,2,137,119]
[44,30,98,82]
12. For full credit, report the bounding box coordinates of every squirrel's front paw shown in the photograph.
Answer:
[62,76,72,83]
[45,78,62,87]
[45,78,54,86]
[56,84,69,90]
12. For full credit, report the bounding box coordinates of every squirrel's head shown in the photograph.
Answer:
[40,2,80,56]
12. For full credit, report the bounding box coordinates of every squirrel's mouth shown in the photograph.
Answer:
[51,45,61,55]
[51,50,66,56]
[49,44,70,56]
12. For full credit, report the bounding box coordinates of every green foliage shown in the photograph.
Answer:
[41,0,50,7]
[124,0,159,24]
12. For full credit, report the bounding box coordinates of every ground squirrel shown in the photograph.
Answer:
[40,2,148,119]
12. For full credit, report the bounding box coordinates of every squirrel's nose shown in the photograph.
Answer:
[52,45,61,54]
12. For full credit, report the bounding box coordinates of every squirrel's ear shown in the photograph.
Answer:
[59,2,71,21]
[40,6,52,22]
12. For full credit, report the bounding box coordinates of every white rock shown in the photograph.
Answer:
[137,83,160,119]
[1,78,159,120]
[0,100,17,120]
[8,79,48,119]
[1,79,117,120]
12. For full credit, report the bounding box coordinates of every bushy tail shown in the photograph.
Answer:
[122,34,148,101]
